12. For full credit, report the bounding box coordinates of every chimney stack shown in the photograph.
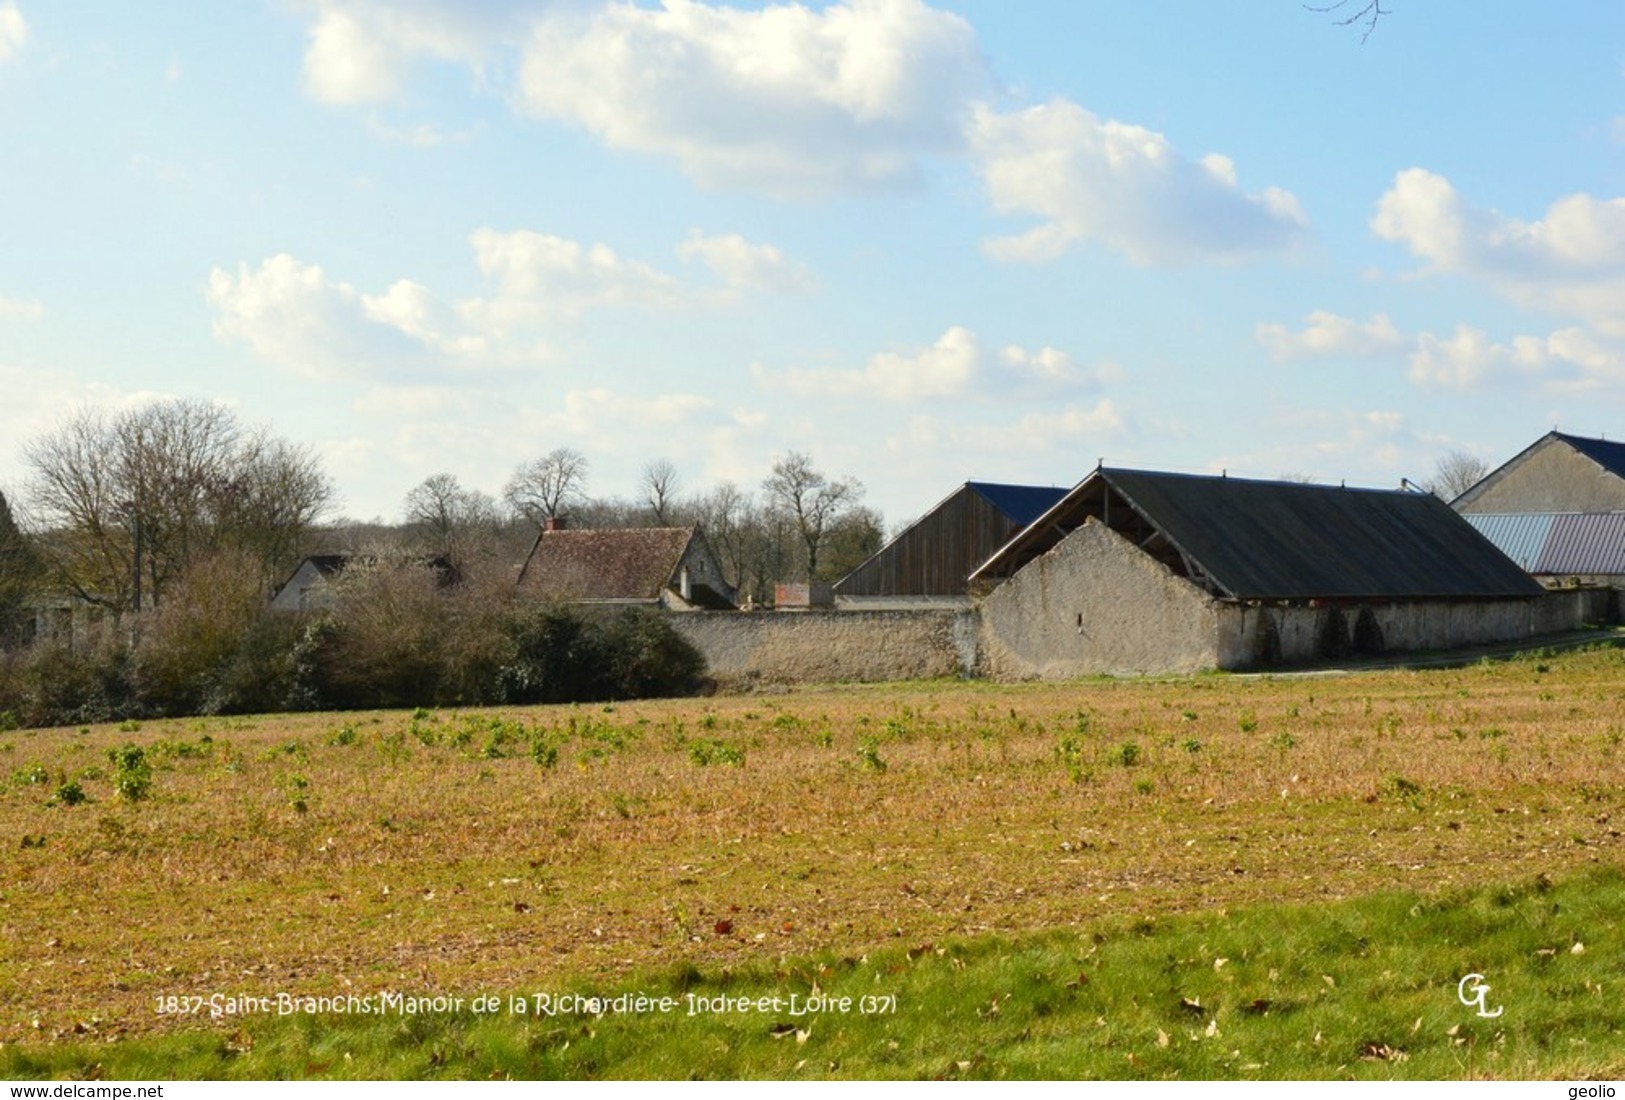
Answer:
[544,515,568,532]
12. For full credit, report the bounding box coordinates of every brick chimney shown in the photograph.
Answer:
[544,515,568,532]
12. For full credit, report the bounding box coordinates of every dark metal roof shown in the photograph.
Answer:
[1466,512,1625,576]
[965,482,1068,526]
[975,468,1544,600]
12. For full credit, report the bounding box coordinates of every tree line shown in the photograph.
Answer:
[0,398,881,725]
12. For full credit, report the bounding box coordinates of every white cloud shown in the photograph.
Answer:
[1408,324,1625,391]
[678,230,815,295]
[0,293,44,320]
[460,229,685,332]
[969,99,1307,266]
[1373,168,1625,335]
[514,0,987,196]
[298,0,527,104]
[1255,311,1405,362]
[754,325,981,400]
[0,2,26,64]
[999,344,1121,390]
[756,327,1117,402]
[210,228,805,377]
[206,254,433,378]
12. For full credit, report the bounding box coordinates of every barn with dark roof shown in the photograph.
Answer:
[832,481,1066,604]
[971,467,1587,678]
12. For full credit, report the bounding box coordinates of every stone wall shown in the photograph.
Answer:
[977,519,1221,679]
[671,526,1610,685]
[671,607,978,686]
[1458,441,1625,512]
[1215,588,1606,669]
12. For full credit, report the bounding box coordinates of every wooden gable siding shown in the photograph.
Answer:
[834,487,1022,597]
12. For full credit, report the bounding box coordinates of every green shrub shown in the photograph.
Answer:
[52,781,88,807]
[109,744,152,802]
[687,739,745,767]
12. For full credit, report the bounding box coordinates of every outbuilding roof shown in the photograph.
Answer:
[517,526,731,606]
[1465,512,1625,576]
[972,467,1544,600]
[964,482,1069,526]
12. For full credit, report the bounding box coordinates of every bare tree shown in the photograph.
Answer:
[0,489,41,646]
[402,473,500,561]
[1426,449,1490,501]
[504,448,589,528]
[640,458,684,526]
[1307,0,1389,42]
[24,400,332,610]
[762,451,864,584]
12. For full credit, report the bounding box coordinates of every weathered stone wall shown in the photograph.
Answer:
[977,518,1220,679]
[671,608,977,686]
[1458,442,1625,512]
[1215,589,1605,669]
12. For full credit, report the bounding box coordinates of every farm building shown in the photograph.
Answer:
[268,554,352,612]
[1453,431,1625,513]
[1463,512,1625,595]
[516,522,734,610]
[268,553,457,612]
[833,481,1067,605]
[968,467,1587,679]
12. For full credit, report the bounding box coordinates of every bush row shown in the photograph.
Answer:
[0,559,705,728]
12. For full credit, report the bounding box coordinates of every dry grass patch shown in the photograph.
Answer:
[2,647,1622,1048]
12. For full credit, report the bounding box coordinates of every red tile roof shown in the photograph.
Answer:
[517,527,695,601]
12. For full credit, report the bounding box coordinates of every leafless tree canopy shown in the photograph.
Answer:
[504,448,589,527]
[402,473,501,562]
[23,399,332,609]
[1426,449,1491,501]
[640,458,683,526]
[762,450,865,583]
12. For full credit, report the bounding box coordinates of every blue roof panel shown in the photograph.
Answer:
[966,482,1069,527]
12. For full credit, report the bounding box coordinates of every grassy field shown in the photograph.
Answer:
[2,644,1623,1079]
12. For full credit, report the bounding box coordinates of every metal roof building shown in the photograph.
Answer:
[1464,512,1625,580]
[973,468,1542,600]
[972,468,1572,679]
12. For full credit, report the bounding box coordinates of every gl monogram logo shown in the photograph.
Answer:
[1457,973,1504,1018]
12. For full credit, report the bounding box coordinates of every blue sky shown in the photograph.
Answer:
[4,1,1625,526]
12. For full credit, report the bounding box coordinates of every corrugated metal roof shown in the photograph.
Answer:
[1463,512,1625,575]
[965,482,1068,526]
[975,468,1544,600]
[1102,470,1542,600]
[1463,514,1556,572]
[1539,513,1625,574]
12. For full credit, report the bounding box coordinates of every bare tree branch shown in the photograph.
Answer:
[1305,0,1389,42]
